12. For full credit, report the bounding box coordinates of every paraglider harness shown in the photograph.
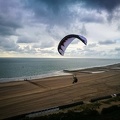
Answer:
[72,74,78,84]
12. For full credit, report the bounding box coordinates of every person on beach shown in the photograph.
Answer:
[72,74,78,84]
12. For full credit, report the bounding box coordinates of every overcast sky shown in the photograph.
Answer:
[0,0,120,58]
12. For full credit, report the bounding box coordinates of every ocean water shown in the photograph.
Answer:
[0,58,120,82]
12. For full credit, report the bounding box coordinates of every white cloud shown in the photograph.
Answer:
[0,0,120,58]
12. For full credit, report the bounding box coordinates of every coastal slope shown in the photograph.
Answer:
[0,63,120,119]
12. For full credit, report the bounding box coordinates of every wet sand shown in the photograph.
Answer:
[0,63,120,119]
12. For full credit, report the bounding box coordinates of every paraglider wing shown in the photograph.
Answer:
[58,34,87,55]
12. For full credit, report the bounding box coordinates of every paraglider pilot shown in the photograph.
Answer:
[72,74,78,84]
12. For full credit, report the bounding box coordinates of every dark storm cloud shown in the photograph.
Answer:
[0,17,21,36]
[0,0,120,57]
[33,40,54,49]
[0,37,19,51]
[99,40,116,45]
[17,36,38,43]
[0,0,119,37]
[0,0,119,36]
[25,0,120,12]
[24,0,74,26]
[0,36,37,54]
[24,0,120,26]
[115,47,120,51]
[0,0,22,36]
[80,13,104,23]
[82,0,120,12]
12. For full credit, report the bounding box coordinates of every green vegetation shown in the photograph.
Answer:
[24,107,120,120]
[22,97,120,120]
[102,96,120,104]
[73,102,101,111]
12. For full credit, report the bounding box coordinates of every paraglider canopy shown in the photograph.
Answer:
[58,34,87,56]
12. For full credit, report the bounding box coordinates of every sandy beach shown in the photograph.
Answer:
[0,63,120,119]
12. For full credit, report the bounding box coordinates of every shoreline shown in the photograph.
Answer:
[0,62,120,83]
[0,63,120,119]
[0,71,72,83]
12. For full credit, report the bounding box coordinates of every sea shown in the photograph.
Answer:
[0,58,120,82]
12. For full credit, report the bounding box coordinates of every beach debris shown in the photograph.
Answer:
[111,94,117,97]
[58,34,87,56]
